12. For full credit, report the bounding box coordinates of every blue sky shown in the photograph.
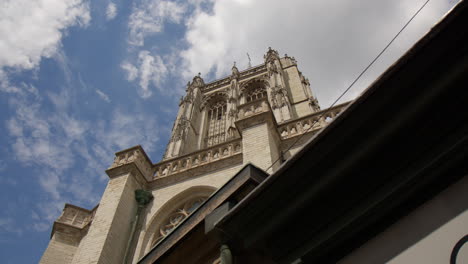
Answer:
[0,0,458,262]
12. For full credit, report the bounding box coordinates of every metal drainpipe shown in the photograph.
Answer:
[123,189,154,264]
[220,244,233,264]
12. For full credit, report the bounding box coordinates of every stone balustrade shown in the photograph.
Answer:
[278,103,349,140]
[153,139,242,179]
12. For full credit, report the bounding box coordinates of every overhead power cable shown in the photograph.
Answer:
[264,0,431,173]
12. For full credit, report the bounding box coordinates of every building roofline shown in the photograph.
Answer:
[217,0,468,229]
[215,0,468,262]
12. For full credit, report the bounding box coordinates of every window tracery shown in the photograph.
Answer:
[206,100,227,147]
[152,197,207,246]
[246,86,267,103]
[241,79,268,104]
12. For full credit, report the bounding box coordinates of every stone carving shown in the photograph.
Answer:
[171,117,190,142]
[231,62,240,80]
[135,189,153,206]
[191,73,205,88]
[267,60,278,76]
[300,72,310,86]
[264,47,280,63]
[308,97,321,111]
[270,86,290,109]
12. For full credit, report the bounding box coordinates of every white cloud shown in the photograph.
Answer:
[6,92,88,226]
[0,0,90,71]
[106,2,117,20]
[95,108,160,152]
[96,89,111,102]
[128,0,185,46]
[7,97,77,171]
[121,61,139,81]
[32,222,50,232]
[180,0,455,107]
[6,85,161,228]
[121,50,168,98]
[0,217,23,236]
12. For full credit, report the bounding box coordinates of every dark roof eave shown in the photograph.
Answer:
[216,1,468,262]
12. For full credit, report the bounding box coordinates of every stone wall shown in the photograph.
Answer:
[338,175,468,264]
[71,172,142,264]
[40,232,80,264]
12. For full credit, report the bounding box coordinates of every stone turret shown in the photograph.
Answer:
[265,47,292,122]
[227,62,240,139]
[164,74,205,159]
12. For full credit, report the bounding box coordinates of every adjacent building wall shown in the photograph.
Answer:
[339,175,468,264]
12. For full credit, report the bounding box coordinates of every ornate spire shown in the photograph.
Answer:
[264,47,280,63]
[231,61,240,80]
[190,72,205,89]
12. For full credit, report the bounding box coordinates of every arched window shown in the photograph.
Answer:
[205,97,227,147]
[246,87,267,103]
[152,196,208,246]
[242,79,268,104]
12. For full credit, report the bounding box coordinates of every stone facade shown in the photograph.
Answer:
[39,48,348,264]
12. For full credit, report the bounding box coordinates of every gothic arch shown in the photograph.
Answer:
[201,91,229,109]
[138,185,217,258]
[239,76,270,92]
[239,77,270,104]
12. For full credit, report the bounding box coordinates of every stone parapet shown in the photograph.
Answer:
[152,139,242,180]
[49,203,97,242]
[278,102,350,140]
[56,204,97,229]
[107,145,153,182]
[203,64,267,92]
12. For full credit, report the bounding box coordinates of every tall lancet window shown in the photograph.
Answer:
[206,100,227,147]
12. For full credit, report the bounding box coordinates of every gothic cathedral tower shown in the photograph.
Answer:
[40,48,346,264]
